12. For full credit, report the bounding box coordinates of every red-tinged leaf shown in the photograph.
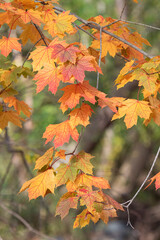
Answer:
[70,151,94,175]
[55,163,78,187]
[33,64,63,94]
[146,172,160,190]
[73,209,99,229]
[59,81,106,112]
[62,56,102,83]
[55,149,66,160]
[112,99,152,128]
[0,111,24,129]
[43,120,79,148]
[0,37,21,57]
[19,169,56,200]
[51,43,80,64]
[69,103,93,129]
[100,191,124,211]
[4,96,32,117]
[78,188,103,212]
[56,192,79,219]
[34,147,54,170]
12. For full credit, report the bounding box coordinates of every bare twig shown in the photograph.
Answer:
[122,146,160,208]
[53,5,152,59]
[33,23,48,47]
[0,201,56,240]
[121,146,160,228]
[121,19,160,31]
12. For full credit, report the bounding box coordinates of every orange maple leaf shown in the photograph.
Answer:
[67,173,111,192]
[59,81,106,112]
[29,38,59,71]
[112,99,152,128]
[19,169,56,200]
[43,120,79,148]
[55,149,66,160]
[4,96,32,117]
[0,111,24,129]
[33,64,63,94]
[56,192,79,219]
[34,147,54,170]
[17,9,43,26]
[0,37,21,57]
[69,103,93,129]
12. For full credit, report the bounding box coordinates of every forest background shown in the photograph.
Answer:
[0,0,160,240]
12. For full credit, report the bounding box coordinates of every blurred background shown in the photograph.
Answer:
[0,0,160,239]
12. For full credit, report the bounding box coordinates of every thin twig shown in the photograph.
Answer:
[0,201,56,240]
[120,0,127,19]
[53,5,152,59]
[122,146,160,208]
[121,19,160,31]
[96,26,102,89]
[33,23,48,47]
[74,23,97,40]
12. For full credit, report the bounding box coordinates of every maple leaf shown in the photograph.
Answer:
[0,37,21,57]
[67,173,111,191]
[112,99,152,128]
[17,9,43,26]
[29,38,59,71]
[4,96,32,117]
[146,172,160,190]
[51,43,80,64]
[62,55,101,83]
[34,147,54,170]
[91,33,119,58]
[44,10,77,38]
[59,81,106,112]
[43,120,79,148]
[78,188,103,212]
[20,24,44,46]
[70,151,94,175]
[69,103,93,129]
[98,97,125,113]
[73,208,99,229]
[144,97,160,126]
[0,111,24,129]
[19,169,56,200]
[33,64,63,94]
[56,192,79,219]
[55,162,78,187]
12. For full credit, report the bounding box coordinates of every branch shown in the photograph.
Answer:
[122,146,160,208]
[0,201,56,240]
[121,146,160,227]
[53,6,152,59]
[121,19,160,31]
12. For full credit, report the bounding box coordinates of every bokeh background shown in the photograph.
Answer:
[0,0,160,240]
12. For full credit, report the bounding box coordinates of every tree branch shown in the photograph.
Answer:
[53,6,152,59]
[0,201,56,240]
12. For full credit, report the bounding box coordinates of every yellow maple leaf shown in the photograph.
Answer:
[112,99,152,128]
[0,111,24,129]
[34,147,54,170]
[19,169,56,200]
